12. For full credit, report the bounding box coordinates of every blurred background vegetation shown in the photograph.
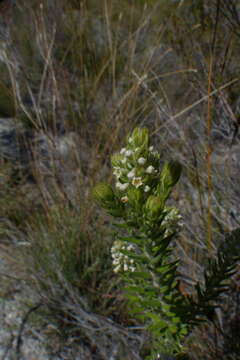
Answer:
[0,0,239,359]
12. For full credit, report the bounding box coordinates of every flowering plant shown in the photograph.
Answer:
[93,127,240,359]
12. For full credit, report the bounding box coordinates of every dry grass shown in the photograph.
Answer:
[0,0,239,359]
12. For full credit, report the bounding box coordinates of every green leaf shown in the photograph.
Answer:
[126,285,146,294]
[130,271,152,280]
[118,235,142,244]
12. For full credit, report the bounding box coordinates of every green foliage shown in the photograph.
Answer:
[94,127,186,356]
[93,127,240,358]
[183,228,240,326]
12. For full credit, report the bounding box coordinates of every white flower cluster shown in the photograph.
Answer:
[162,207,183,236]
[112,140,160,203]
[111,240,136,273]
[110,130,162,272]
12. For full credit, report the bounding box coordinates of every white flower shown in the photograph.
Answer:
[128,137,133,143]
[125,150,133,157]
[120,148,127,155]
[149,146,159,157]
[162,207,183,235]
[138,157,146,165]
[123,263,129,271]
[111,240,136,273]
[113,167,122,178]
[116,182,129,191]
[121,196,129,203]
[120,183,129,191]
[113,264,121,273]
[127,244,135,251]
[121,157,127,164]
[132,177,143,188]
[116,181,122,189]
[144,185,151,192]
[127,169,135,179]
[145,165,155,174]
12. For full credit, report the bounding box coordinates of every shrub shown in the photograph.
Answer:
[94,127,240,359]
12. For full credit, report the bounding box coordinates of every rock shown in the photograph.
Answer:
[0,116,92,207]
[0,82,15,117]
[0,117,23,161]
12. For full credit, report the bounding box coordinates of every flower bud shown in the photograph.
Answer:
[145,165,155,174]
[158,161,182,200]
[93,183,115,206]
[125,150,133,157]
[127,187,142,208]
[137,157,146,165]
[160,161,182,188]
[145,195,163,219]
[144,185,151,192]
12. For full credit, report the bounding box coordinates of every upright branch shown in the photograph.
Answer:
[93,127,240,359]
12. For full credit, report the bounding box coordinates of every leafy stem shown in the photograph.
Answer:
[93,127,239,358]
